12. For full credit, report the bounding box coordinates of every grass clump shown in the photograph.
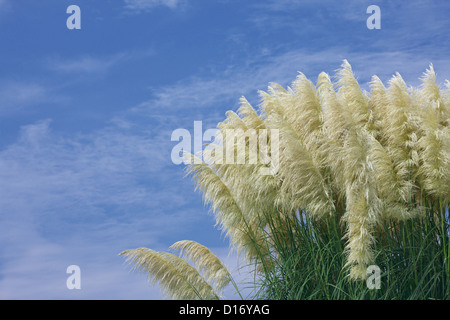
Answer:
[121,61,449,300]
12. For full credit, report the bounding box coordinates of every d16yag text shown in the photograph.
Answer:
[223,304,269,316]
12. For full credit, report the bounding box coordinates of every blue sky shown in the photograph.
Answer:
[0,0,449,299]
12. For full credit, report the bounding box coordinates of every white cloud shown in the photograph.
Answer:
[47,49,155,74]
[0,82,46,106]
[0,116,210,298]
[136,47,450,120]
[0,231,162,299]
[0,82,63,116]
[0,119,176,210]
[49,55,123,74]
[124,0,183,11]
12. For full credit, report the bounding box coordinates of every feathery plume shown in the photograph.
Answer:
[119,248,218,300]
[169,240,231,293]
[122,60,450,293]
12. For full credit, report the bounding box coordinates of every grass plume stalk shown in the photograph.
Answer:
[121,61,449,300]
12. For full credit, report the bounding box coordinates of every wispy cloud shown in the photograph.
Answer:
[0,116,208,298]
[0,82,64,116]
[0,119,176,210]
[136,47,450,120]
[48,55,124,74]
[0,82,46,109]
[124,0,184,11]
[247,0,367,33]
[247,0,450,59]
[46,49,155,74]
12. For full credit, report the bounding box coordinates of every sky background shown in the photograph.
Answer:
[0,0,449,299]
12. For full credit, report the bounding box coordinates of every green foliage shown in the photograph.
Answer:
[253,203,449,299]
